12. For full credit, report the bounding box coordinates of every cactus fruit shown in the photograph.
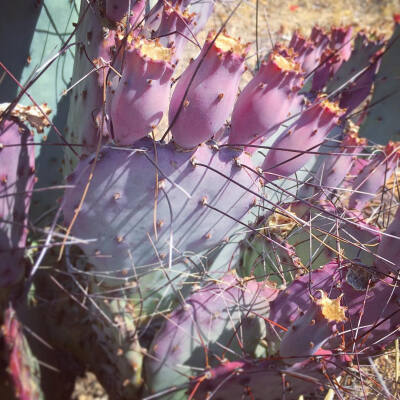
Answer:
[169,31,249,149]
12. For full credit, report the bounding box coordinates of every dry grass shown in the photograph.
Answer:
[211,0,399,42]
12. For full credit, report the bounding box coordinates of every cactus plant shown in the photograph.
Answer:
[1,0,400,398]
[349,141,400,210]
[62,139,258,287]
[267,260,400,359]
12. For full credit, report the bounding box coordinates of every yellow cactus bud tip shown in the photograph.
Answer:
[345,119,359,135]
[181,9,195,22]
[209,31,249,56]
[271,51,301,73]
[315,290,347,322]
[135,38,173,62]
[319,97,345,116]
[343,127,367,147]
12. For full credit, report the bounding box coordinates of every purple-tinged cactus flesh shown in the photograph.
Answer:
[187,355,346,400]
[145,271,278,399]
[62,139,258,286]
[349,141,400,210]
[169,31,249,149]
[228,50,303,152]
[279,290,347,363]
[145,0,215,36]
[326,31,384,95]
[152,4,195,64]
[289,26,329,75]
[111,38,175,145]
[310,124,367,200]
[4,1,400,398]
[267,261,400,359]
[262,97,345,182]
[105,0,145,24]
[0,117,35,288]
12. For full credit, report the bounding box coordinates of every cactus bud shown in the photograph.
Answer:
[153,4,195,63]
[228,49,303,152]
[110,38,175,145]
[262,97,345,182]
[169,31,248,149]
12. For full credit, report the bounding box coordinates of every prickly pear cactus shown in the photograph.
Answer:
[228,49,303,152]
[2,0,400,398]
